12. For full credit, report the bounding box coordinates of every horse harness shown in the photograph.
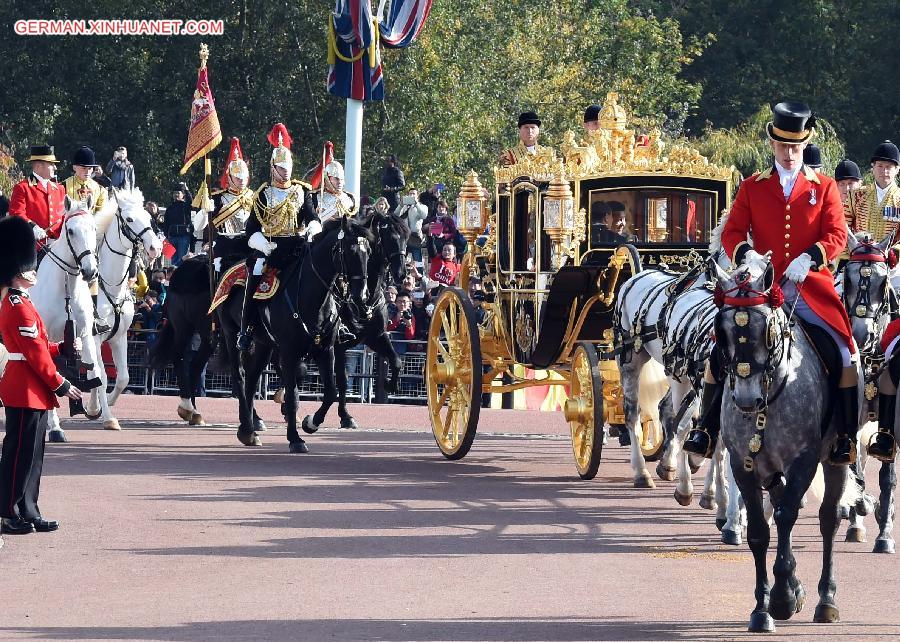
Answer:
[41,210,96,325]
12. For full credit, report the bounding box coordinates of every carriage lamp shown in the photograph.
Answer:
[455,170,489,244]
[543,166,584,269]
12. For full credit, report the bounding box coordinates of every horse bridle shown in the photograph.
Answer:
[844,243,893,323]
[43,210,95,277]
[308,227,370,318]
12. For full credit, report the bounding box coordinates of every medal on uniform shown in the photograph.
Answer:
[808,188,816,205]
[885,206,900,222]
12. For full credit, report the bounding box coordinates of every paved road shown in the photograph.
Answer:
[0,397,897,641]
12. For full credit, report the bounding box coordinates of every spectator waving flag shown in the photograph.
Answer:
[327,0,432,102]
[180,44,222,175]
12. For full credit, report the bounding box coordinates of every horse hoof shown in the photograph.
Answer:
[845,526,866,543]
[699,493,717,511]
[84,409,102,420]
[177,407,193,422]
[189,413,205,426]
[873,539,896,554]
[340,417,359,429]
[768,599,797,622]
[674,489,693,506]
[715,517,727,532]
[301,415,319,434]
[839,505,850,520]
[747,611,774,633]
[237,431,261,447]
[856,495,874,517]
[47,430,68,444]
[289,441,309,454]
[813,604,840,623]
[721,529,741,546]
[633,474,655,489]
[253,420,267,433]
[103,419,121,431]
[655,462,676,482]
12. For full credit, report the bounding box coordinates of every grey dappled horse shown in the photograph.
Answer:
[714,260,859,633]
[840,231,896,553]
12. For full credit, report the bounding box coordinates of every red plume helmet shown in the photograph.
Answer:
[219,137,248,189]
[267,123,292,150]
[310,141,335,191]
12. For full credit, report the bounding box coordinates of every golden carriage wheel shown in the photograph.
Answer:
[565,342,605,480]
[426,287,483,460]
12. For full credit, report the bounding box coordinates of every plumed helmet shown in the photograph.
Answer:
[267,123,293,172]
[0,216,38,285]
[325,160,345,181]
[220,137,249,189]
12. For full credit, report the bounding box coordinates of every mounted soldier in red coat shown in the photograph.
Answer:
[7,145,66,252]
[685,101,860,465]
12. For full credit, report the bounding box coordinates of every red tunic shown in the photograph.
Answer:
[8,175,66,246]
[0,289,67,410]
[722,165,854,352]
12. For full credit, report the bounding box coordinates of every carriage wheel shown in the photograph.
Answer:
[639,415,666,462]
[426,287,482,460]
[565,343,604,480]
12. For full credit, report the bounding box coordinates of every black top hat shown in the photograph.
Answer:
[72,146,98,167]
[590,201,610,221]
[583,105,601,123]
[0,216,38,285]
[517,111,541,128]
[766,101,816,144]
[834,159,862,182]
[871,140,900,165]
[803,144,822,168]
[26,144,59,163]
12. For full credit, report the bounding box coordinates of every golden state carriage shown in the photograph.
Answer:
[426,93,735,477]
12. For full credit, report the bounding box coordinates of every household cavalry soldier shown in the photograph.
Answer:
[209,137,253,276]
[0,216,83,537]
[684,101,860,465]
[62,146,106,214]
[237,123,320,351]
[498,111,546,167]
[315,159,357,226]
[8,145,66,249]
[847,140,900,245]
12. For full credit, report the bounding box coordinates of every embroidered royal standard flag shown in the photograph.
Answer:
[180,44,222,175]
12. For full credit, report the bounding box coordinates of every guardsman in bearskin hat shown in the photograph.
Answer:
[685,101,860,465]
[237,123,320,351]
[834,159,863,207]
[63,146,106,215]
[7,145,66,249]
[0,216,82,537]
[209,137,253,276]
[498,111,546,167]
[847,140,900,244]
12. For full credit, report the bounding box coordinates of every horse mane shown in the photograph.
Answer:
[361,211,410,241]
[321,217,375,244]
[95,187,146,238]
[708,208,730,254]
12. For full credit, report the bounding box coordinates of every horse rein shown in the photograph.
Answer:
[42,210,95,277]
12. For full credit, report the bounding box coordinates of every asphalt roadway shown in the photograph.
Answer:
[0,396,897,642]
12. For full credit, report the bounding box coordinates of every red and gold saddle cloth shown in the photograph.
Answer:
[207,263,281,314]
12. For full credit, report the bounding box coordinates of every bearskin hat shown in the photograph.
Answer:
[0,216,38,285]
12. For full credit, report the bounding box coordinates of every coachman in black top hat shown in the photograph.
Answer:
[499,111,546,166]
[766,101,817,144]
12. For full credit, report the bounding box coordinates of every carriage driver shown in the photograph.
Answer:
[8,145,66,249]
[684,101,861,466]
[237,123,321,351]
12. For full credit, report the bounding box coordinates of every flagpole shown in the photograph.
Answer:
[345,98,364,199]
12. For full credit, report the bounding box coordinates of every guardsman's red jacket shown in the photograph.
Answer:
[723,165,854,352]
[8,174,66,245]
[0,288,70,409]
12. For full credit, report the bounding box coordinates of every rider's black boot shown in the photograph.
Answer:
[869,392,897,463]
[829,386,860,465]
[683,378,724,459]
[237,272,262,352]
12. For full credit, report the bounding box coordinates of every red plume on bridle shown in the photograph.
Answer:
[309,141,335,191]
[267,123,292,150]
[218,137,246,189]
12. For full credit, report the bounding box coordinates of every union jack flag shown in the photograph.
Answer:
[327,0,432,102]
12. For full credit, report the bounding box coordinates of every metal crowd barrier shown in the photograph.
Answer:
[109,329,428,404]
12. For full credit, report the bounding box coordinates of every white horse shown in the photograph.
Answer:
[91,188,162,410]
[614,214,731,515]
[29,195,108,437]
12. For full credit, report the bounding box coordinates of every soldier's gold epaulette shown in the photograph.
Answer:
[210,188,225,197]
[291,179,312,190]
[755,167,774,182]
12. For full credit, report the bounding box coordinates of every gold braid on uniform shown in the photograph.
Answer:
[253,182,304,236]
[212,189,253,232]
[851,183,900,243]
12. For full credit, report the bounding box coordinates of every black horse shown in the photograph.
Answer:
[242,217,373,453]
[147,255,215,426]
[311,210,409,430]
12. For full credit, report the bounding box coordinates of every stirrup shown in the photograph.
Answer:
[828,436,857,466]
[868,430,896,463]
[684,427,715,459]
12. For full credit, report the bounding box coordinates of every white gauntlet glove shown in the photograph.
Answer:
[784,253,815,283]
[305,220,323,241]
[32,224,47,241]
[248,231,277,256]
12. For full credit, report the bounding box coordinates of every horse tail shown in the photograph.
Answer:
[637,360,668,422]
[147,318,176,369]
[806,463,864,509]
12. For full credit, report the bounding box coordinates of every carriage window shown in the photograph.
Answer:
[587,188,715,246]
